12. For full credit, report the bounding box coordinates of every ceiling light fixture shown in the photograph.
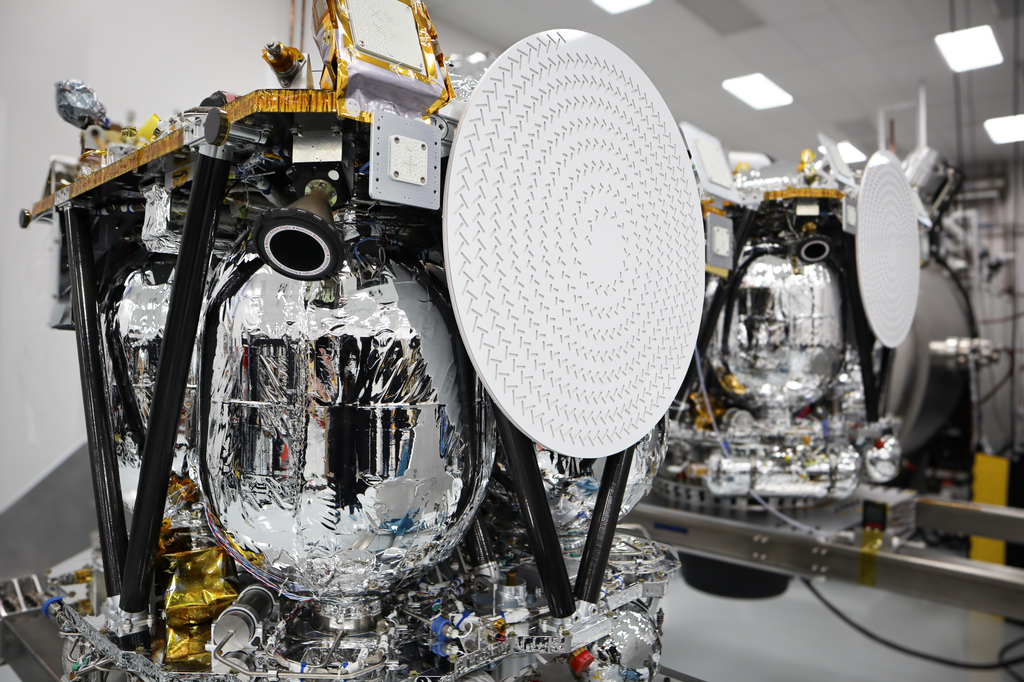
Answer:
[984,114,1024,144]
[934,25,1003,72]
[721,73,793,110]
[592,0,652,14]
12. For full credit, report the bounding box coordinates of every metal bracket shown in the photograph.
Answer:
[369,111,442,210]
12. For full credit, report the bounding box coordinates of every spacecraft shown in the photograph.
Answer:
[11,3,707,682]
[663,124,921,509]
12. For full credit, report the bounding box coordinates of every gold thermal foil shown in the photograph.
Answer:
[689,392,727,431]
[312,0,453,121]
[164,547,238,627]
[763,188,846,202]
[165,623,212,668]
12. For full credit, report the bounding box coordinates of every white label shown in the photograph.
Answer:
[389,134,429,186]
[711,224,731,257]
[846,204,857,226]
[796,200,818,216]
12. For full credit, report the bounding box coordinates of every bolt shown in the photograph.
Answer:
[811,564,819,572]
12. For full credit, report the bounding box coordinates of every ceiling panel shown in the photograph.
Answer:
[779,12,864,59]
[426,0,1020,165]
[838,1,926,48]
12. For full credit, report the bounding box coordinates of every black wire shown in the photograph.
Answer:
[950,0,964,168]
[802,578,1024,670]
[1012,0,1021,459]
[933,255,980,338]
[1002,635,1024,682]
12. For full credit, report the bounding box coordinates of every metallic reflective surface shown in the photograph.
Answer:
[708,253,844,411]
[864,434,901,484]
[100,255,194,512]
[704,441,860,499]
[200,250,494,600]
[578,602,662,682]
[538,419,667,545]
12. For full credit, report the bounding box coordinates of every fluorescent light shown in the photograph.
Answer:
[721,73,793,110]
[934,25,1003,72]
[467,52,489,64]
[592,0,652,14]
[984,114,1024,144]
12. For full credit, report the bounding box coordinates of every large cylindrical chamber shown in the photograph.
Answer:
[199,250,494,601]
[708,253,845,412]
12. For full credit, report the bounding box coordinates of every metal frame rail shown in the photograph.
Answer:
[625,495,1024,620]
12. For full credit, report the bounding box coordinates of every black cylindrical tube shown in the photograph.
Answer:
[493,410,575,618]
[118,145,231,650]
[574,447,634,604]
[463,517,496,570]
[841,233,880,422]
[670,208,757,418]
[63,206,129,599]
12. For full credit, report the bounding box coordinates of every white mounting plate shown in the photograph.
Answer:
[679,122,741,204]
[818,132,856,188]
[369,110,442,209]
[443,30,704,458]
[856,150,920,349]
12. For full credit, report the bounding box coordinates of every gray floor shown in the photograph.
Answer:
[660,570,1024,682]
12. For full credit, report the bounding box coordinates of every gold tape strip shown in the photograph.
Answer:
[857,527,884,586]
[705,264,730,279]
[763,188,846,201]
[969,452,1011,564]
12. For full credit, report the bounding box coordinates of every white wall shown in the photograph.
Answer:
[0,3,501,514]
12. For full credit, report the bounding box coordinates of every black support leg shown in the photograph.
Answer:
[117,143,231,651]
[574,447,634,604]
[62,206,129,600]
[493,410,576,618]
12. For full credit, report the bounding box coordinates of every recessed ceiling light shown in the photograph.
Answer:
[592,0,652,14]
[984,114,1024,144]
[721,73,793,110]
[934,25,1003,72]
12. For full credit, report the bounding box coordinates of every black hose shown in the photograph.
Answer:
[492,409,575,618]
[62,206,129,599]
[118,146,231,651]
[574,447,634,604]
[670,208,757,416]
[462,517,496,571]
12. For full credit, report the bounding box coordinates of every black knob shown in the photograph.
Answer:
[204,108,231,147]
[18,209,31,229]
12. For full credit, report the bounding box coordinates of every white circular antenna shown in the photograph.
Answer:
[856,150,920,348]
[443,30,704,458]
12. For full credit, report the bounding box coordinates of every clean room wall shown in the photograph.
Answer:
[0,1,499,514]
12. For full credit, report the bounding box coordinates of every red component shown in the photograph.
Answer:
[569,649,595,674]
